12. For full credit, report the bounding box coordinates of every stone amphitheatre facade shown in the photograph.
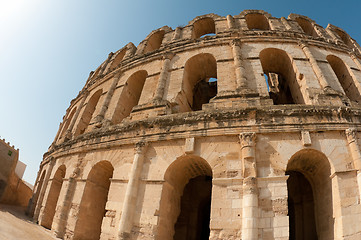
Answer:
[29,9,361,240]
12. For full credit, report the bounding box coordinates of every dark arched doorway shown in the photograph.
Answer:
[174,175,212,240]
[287,171,317,240]
[156,155,213,240]
[286,149,333,240]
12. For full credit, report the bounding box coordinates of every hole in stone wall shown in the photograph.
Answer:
[327,55,361,103]
[75,89,103,136]
[192,17,216,39]
[260,48,304,105]
[177,53,217,112]
[111,70,147,124]
[192,78,217,111]
[144,30,165,54]
[334,29,354,48]
[286,149,334,240]
[295,17,318,38]
[173,175,212,240]
[265,72,295,104]
[287,171,318,240]
[109,49,126,70]
[245,13,270,30]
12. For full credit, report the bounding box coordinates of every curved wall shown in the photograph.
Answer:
[31,10,361,240]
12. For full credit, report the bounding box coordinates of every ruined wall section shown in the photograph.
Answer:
[31,10,361,240]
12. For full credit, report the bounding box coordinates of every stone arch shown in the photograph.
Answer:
[295,17,318,38]
[286,149,334,240]
[74,89,102,136]
[156,155,213,240]
[73,160,114,240]
[144,30,165,54]
[176,53,217,112]
[191,17,216,39]
[31,170,46,217]
[59,107,77,139]
[245,13,270,30]
[109,48,126,71]
[40,165,66,229]
[326,55,361,103]
[111,70,147,124]
[260,48,304,104]
[334,29,354,48]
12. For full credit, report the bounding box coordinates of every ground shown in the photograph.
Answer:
[0,204,59,240]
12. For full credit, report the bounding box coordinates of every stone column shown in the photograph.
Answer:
[350,53,361,70]
[227,15,235,29]
[63,90,89,141]
[117,142,148,240]
[345,128,361,200]
[299,42,330,90]
[281,17,292,30]
[153,52,174,101]
[231,39,248,90]
[33,158,56,221]
[239,132,258,240]
[326,28,340,43]
[172,27,181,41]
[98,52,114,76]
[91,72,122,125]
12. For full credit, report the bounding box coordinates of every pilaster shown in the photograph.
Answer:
[117,142,148,240]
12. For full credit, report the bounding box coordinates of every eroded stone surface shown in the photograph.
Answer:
[30,9,361,240]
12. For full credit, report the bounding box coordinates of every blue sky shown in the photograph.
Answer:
[1,0,360,185]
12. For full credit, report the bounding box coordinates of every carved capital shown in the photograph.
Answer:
[298,41,307,49]
[346,128,358,144]
[135,141,148,154]
[112,69,123,79]
[163,51,175,60]
[239,132,256,148]
[230,38,241,47]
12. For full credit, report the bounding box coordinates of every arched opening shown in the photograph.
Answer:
[334,29,354,48]
[144,30,165,54]
[192,17,216,39]
[73,161,114,240]
[74,89,103,136]
[41,165,66,229]
[157,155,213,240]
[31,171,46,217]
[287,171,317,240]
[326,55,361,103]
[59,107,77,138]
[245,13,270,30]
[111,70,147,124]
[177,53,217,112]
[295,17,318,38]
[109,49,126,70]
[286,149,334,240]
[260,48,304,104]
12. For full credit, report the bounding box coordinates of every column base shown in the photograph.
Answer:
[203,90,272,110]
[130,100,172,121]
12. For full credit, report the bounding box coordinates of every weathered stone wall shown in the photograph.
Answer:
[31,10,361,240]
[0,139,32,207]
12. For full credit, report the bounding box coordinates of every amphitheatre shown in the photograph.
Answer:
[26,9,361,240]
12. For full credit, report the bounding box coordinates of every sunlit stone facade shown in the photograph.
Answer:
[30,10,361,240]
